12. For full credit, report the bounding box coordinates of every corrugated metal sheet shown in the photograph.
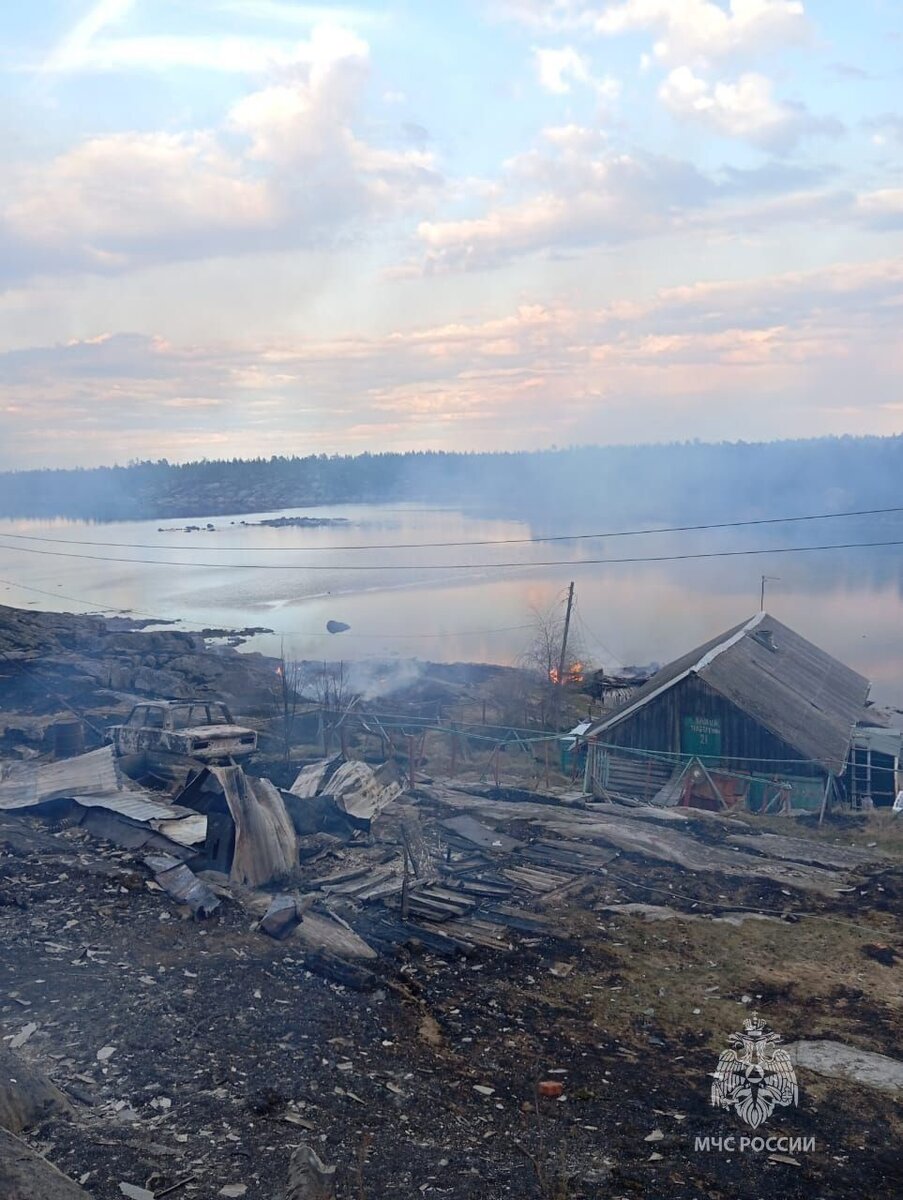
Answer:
[206,765,298,888]
[67,792,198,825]
[0,747,206,843]
[588,614,869,774]
[290,756,343,799]
[0,746,122,808]
[290,756,403,823]
[327,760,403,823]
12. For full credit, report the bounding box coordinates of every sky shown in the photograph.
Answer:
[0,0,902,468]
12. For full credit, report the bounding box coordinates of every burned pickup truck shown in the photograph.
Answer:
[109,700,257,764]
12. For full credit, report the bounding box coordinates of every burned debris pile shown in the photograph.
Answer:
[2,603,903,1199]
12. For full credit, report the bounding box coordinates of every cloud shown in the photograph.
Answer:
[533,46,620,98]
[535,46,590,92]
[828,61,872,81]
[864,113,903,146]
[2,25,441,283]
[402,112,860,275]
[3,256,902,466]
[43,0,135,73]
[492,2,596,32]
[855,189,903,230]
[659,65,841,148]
[39,2,384,75]
[214,2,385,27]
[596,0,810,66]
[413,130,713,272]
[42,34,308,74]
[3,133,274,273]
[718,159,831,194]
[498,0,810,64]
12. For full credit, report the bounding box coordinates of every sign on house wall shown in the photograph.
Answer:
[682,715,722,759]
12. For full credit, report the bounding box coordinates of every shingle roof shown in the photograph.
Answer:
[587,613,870,774]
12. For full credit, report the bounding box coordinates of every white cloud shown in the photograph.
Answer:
[535,46,590,92]
[3,256,902,464]
[4,133,272,261]
[855,189,903,229]
[43,34,300,74]
[415,140,713,272]
[499,0,809,62]
[228,26,370,162]
[2,25,441,282]
[493,2,595,31]
[863,113,903,146]
[43,0,135,72]
[534,46,621,98]
[215,2,383,25]
[40,15,371,76]
[596,0,809,65]
[399,115,877,275]
[659,65,839,148]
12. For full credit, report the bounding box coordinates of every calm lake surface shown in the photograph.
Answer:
[1,502,902,706]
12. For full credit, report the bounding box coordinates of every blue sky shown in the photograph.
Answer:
[1,0,902,467]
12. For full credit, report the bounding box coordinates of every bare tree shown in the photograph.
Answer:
[519,598,587,728]
[310,661,358,754]
[275,643,304,764]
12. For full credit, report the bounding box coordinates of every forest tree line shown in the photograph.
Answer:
[0,437,900,524]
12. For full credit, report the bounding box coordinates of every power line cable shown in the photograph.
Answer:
[2,535,903,570]
[0,576,533,641]
[0,502,901,553]
[572,597,624,667]
[0,577,174,623]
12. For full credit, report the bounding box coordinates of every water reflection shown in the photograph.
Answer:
[0,503,901,706]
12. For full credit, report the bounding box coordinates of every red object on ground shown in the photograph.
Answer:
[537,1081,564,1098]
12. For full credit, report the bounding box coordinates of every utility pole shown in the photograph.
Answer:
[760,575,779,611]
[553,581,575,726]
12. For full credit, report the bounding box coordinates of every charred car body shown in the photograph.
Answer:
[110,700,257,763]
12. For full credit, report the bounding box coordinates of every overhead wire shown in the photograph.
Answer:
[2,535,903,570]
[571,595,624,667]
[0,576,534,642]
[0,501,900,552]
[0,576,174,623]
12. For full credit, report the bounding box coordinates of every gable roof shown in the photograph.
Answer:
[587,613,870,774]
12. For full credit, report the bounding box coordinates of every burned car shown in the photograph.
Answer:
[109,700,257,763]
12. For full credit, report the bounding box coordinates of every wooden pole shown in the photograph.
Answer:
[695,755,728,810]
[553,581,575,728]
[556,582,575,691]
[818,775,832,825]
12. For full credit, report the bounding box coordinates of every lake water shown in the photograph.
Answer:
[1,501,902,706]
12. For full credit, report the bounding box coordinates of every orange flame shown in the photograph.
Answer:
[549,662,584,685]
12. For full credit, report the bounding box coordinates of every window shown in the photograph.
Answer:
[144,706,165,729]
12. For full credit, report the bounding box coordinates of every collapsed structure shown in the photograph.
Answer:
[583,612,881,813]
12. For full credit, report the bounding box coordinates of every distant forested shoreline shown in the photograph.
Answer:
[1,437,901,525]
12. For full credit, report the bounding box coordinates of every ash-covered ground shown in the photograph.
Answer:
[2,806,901,1200]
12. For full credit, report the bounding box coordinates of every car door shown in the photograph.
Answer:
[138,704,167,753]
